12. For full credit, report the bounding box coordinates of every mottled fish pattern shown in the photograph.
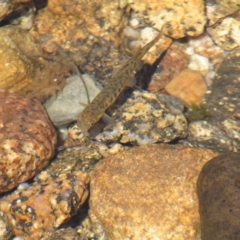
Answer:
[77,26,167,131]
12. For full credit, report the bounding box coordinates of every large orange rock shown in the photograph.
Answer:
[90,144,218,240]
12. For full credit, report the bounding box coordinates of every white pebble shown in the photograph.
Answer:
[17,182,30,190]
[124,26,140,40]
[205,70,216,86]
[140,27,158,46]
[137,135,155,145]
[129,40,138,49]
[13,237,24,240]
[129,18,139,28]
[185,46,194,55]
[57,126,68,141]
[188,54,210,71]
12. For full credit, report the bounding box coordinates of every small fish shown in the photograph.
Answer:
[77,25,168,132]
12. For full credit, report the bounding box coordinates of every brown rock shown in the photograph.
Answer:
[0,26,38,93]
[29,0,206,90]
[30,0,129,49]
[146,44,188,93]
[165,69,207,107]
[90,144,218,240]
[29,0,128,88]
[0,26,71,102]
[0,90,57,193]
[197,153,240,240]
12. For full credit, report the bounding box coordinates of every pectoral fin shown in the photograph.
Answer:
[102,113,115,125]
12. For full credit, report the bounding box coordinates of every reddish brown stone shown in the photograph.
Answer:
[147,45,188,93]
[0,90,57,193]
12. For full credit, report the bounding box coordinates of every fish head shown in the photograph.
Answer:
[77,116,94,133]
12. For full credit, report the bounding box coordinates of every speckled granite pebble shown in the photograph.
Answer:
[198,153,240,240]
[0,144,102,239]
[131,0,206,38]
[96,91,188,145]
[186,121,238,152]
[0,90,57,193]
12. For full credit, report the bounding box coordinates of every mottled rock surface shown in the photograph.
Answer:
[90,144,218,240]
[197,153,240,240]
[187,48,240,152]
[0,145,102,239]
[0,90,57,193]
[96,91,188,144]
[0,26,41,93]
[27,0,207,92]
[187,121,238,152]
[0,210,13,240]
[203,49,240,121]
[0,26,72,102]
[206,0,240,27]
[206,0,240,50]
[130,0,206,38]
[208,17,240,51]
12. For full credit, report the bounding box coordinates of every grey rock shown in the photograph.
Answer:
[186,48,240,152]
[203,49,240,122]
[41,227,80,240]
[185,120,238,152]
[96,91,188,145]
[44,74,102,127]
[198,153,240,240]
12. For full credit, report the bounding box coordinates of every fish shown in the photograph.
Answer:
[77,25,168,132]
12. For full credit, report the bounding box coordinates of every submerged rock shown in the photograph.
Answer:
[0,90,57,193]
[90,144,218,240]
[197,153,240,240]
[44,74,102,127]
[96,91,188,145]
[186,121,238,152]
[165,70,207,107]
[186,48,240,152]
[0,145,101,239]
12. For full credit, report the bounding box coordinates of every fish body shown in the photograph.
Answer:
[77,26,166,131]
